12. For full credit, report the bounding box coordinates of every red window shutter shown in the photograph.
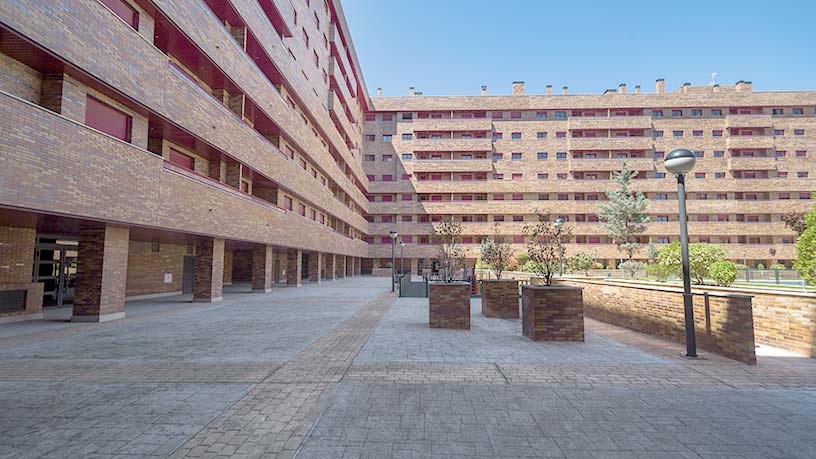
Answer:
[85,96,131,142]
[168,149,194,170]
[99,0,139,29]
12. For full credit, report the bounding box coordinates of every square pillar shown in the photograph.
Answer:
[286,249,302,287]
[193,237,225,303]
[336,255,345,278]
[327,254,336,281]
[252,245,274,292]
[345,256,353,277]
[307,252,322,283]
[355,257,362,275]
[73,223,130,322]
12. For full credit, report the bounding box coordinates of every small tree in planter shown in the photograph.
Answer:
[479,224,519,318]
[567,251,594,276]
[521,217,583,341]
[428,219,470,328]
[522,218,573,286]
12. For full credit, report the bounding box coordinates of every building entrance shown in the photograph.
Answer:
[33,235,78,308]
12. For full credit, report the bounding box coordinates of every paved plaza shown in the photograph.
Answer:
[0,277,814,458]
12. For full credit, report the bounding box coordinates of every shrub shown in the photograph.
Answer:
[770,263,786,270]
[591,262,604,269]
[567,252,594,276]
[520,260,542,273]
[657,242,727,284]
[515,253,530,265]
[756,263,765,270]
[645,263,672,281]
[710,261,737,287]
[734,263,748,270]
[618,260,645,278]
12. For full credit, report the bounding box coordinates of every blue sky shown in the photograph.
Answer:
[343,0,815,97]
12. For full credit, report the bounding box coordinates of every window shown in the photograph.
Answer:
[537,152,548,160]
[772,108,784,115]
[801,193,812,200]
[168,148,194,170]
[655,172,666,178]
[511,132,522,139]
[779,193,790,200]
[654,151,665,159]
[401,195,412,202]
[511,153,522,160]
[557,193,568,201]
[798,171,809,178]
[383,114,393,121]
[776,150,786,158]
[401,112,412,120]
[365,114,375,121]
[774,129,784,136]
[655,194,668,200]
[493,194,504,201]
[693,130,703,137]
[511,111,521,119]
[672,130,683,138]
[512,193,523,200]
[382,174,393,182]
[402,153,412,160]
[382,135,392,141]
[366,174,375,181]
[657,215,669,222]
[536,112,547,119]
[796,150,807,157]
[84,96,131,142]
[556,152,567,159]
[694,151,704,158]
[402,133,412,140]
[511,173,522,180]
[403,236,413,243]
[557,173,567,180]
[298,203,306,216]
[714,150,724,158]
[715,172,725,178]
[537,173,548,179]
[513,215,523,222]
[491,111,503,119]
[691,109,703,117]
[672,109,682,117]
[364,154,375,162]
[100,0,139,29]
[793,108,804,115]
[711,109,722,116]
[493,132,503,140]
[778,172,788,178]
[653,130,663,139]
[794,129,805,136]
[365,134,375,141]
[402,174,412,180]
[695,172,706,179]
[493,153,503,160]
[652,110,663,117]
[713,130,723,137]
[493,173,503,180]
[536,132,547,139]
[538,193,549,200]
[556,131,566,139]
[555,111,566,119]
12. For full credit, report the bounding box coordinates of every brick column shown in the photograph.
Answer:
[307,252,322,283]
[355,257,362,275]
[327,254,336,281]
[73,223,130,322]
[251,245,274,293]
[193,237,225,303]
[336,255,345,278]
[286,249,302,287]
[345,256,353,277]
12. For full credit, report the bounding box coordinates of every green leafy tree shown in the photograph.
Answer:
[567,252,594,276]
[794,200,816,285]
[598,162,649,274]
[523,217,572,286]
[756,263,766,270]
[783,212,808,236]
[432,219,464,282]
[646,263,672,281]
[769,263,786,270]
[618,260,645,278]
[657,242,727,285]
[647,243,659,264]
[710,261,738,287]
[479,224,514,279]
[515,253,530,266]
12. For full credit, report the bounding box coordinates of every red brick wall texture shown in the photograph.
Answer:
[522,285,584,341]
[558,279,757,364]
[429,282,471,329]
[481,280,520,318]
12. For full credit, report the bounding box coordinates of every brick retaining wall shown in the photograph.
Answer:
[557,279,757,364]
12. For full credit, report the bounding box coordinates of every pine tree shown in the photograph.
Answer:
[598,161,649,265]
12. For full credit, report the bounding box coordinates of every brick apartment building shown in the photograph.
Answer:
[0,0,814,323]
[364,82,816,274]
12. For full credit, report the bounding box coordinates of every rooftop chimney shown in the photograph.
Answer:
[481,85,487,96]
[562,86,569,95]
[635,85,641,94]
[735,80,752,92]
[618,83,626,94]
[377,87,382,97]
[656,79,665,94]
[682,82,691,93]
[712,84,720,93]
[546,85,552,96]
[409,86,415,96]
[512,81,525,96]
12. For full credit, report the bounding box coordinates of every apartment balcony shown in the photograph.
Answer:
[724,114,773,128]
[411,158,494,173]
[727,156,777,171]
[569,157,654,172]
[569,136,653,151]
[328,56,353,105]
[568,116,652,130]
[407,118,493,132]
[412,138,493,152]
[726,135,775,150]
[328,24,358,95]
[328,90,355,140]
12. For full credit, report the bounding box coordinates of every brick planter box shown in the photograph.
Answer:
[481,279,519,318]
[522,285,584,341]
[429,282,471,329]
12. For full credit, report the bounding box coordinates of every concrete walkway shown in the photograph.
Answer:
[0,277,814,458]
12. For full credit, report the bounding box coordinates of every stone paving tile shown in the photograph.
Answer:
[345,363,508,385]
[355,298,667,365]
[295,382,816,459]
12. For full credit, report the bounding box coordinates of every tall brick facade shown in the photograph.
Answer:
[73,223,130,322]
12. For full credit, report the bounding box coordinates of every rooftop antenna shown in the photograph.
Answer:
[708,72,718,86]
